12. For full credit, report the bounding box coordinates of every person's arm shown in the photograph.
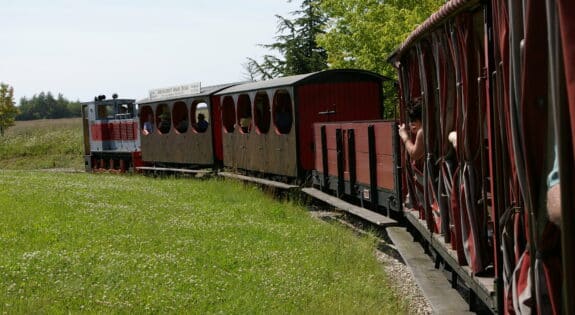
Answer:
[399,124,424,160]
[409,129,425,160]
[547,148,561,226]
[547,184,561,226]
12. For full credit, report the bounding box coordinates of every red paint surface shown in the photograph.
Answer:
[314,120,396,190]
[297,81,382,172]
[91,121,138,141]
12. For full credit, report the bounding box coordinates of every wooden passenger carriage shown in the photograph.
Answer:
[215,69,388,180]
[137,83,238,167]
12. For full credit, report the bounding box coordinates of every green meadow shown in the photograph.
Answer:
[0,118,84,170]
[0,119,407,313]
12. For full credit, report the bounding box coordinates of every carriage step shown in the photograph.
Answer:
[218,172,299,190]
[302,188,395,226]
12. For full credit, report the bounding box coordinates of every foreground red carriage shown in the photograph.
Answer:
[389,0,574,313]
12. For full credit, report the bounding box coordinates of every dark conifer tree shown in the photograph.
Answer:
[245,0,328,80]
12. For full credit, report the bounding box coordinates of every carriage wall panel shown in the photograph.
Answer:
[297,81,382,172]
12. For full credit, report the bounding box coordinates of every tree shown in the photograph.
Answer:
[318,0,444,79]
[0,83,19,136]
[245,0,328,80]
[17,92,81,121]
[317,0,444,117]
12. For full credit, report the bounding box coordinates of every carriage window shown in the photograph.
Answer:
[254,92,270,134]
[191,100,210,133]
[237,94,252,134]
[156,103,171,134]
[273,90,293,134]
[140,106,154,135]
[222,96,236,133]
[172,101,188,133]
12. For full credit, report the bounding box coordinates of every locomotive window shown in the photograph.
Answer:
[191,100,210,133]
[254,92,270,134]
[116,102,135,119]
[273,90,293,134]
[221,96,236,133]
[140,105,154,135]
[156,103,171,134]
[237,94,252,134]
[172,101,188,134]
[96,104,115,120]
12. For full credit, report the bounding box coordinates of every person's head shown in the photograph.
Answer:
[147,114,153,122]
[198,113,205,121]
[407,99,422,135]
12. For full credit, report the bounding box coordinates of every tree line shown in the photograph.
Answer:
[17,92,81,121]
[0,87,81,136]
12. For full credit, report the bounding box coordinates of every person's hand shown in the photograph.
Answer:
[398,123,409,142]
[448,131,457,148]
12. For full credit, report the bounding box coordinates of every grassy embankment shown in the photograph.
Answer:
[0,171,407,313]
[0,118,407,313]
[0,118,84,170]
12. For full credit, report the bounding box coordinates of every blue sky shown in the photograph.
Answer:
[0,0,297,102]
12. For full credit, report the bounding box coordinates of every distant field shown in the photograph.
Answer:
[0,118,84,170]
[0,171,407,313]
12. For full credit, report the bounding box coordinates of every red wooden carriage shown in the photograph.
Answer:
[390,0,575,313]
[312,120,401,214]
[215,69,388,180]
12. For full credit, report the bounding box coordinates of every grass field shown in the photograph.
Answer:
[0,118,84,170]
[0,119,407,313]
[0,171,407,313]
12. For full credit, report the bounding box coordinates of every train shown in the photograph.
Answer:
[81,0,574,314]
[82,69,391,179]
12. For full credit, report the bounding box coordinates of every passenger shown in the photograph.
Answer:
[196,113,209,132]
[158,114,171,134]
[177,119,189,133]
[240,116,251,133]
[118,104,132,119]
[547,147,561,226]
[143,114,154,135]
[398,101,424,161]
[449,131,457,149]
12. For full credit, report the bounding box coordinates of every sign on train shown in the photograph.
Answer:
[149,82,201,100]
